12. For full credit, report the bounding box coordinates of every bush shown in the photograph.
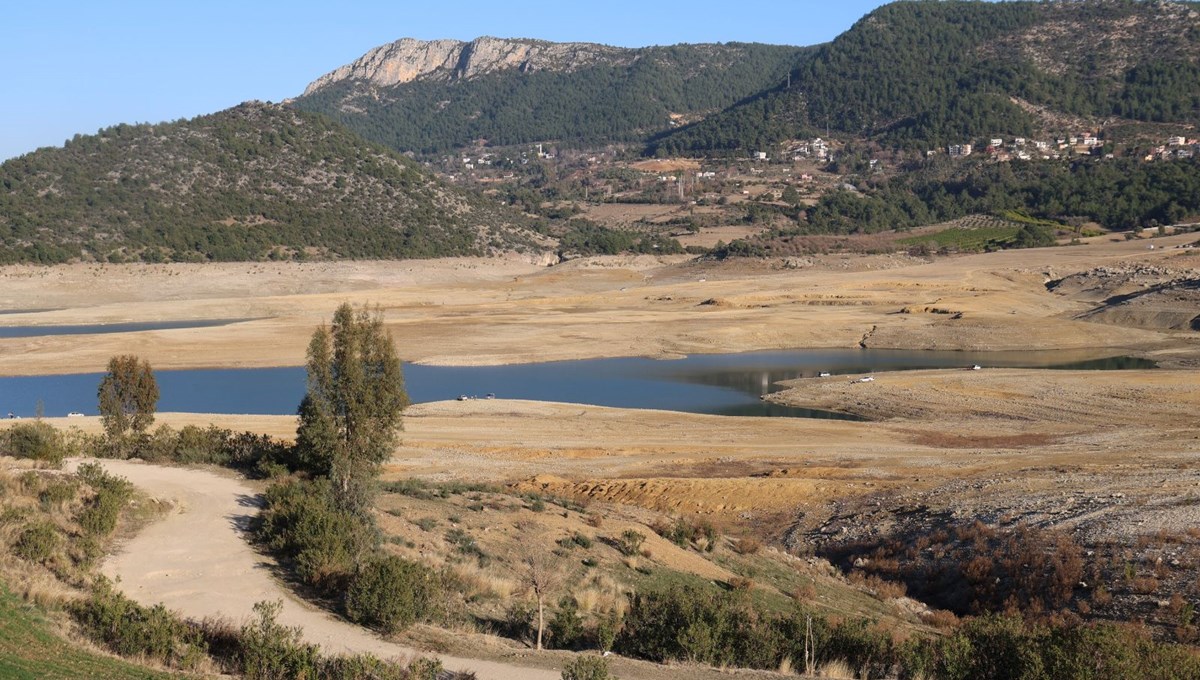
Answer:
[1,421,67,466]
[38,480,77,510]
[344,554,435,634]
[256,478,376,591]
[237,600,321,679]
[72,577,207,671]
[503,600,537,645]
[406,657,444,680]
[120,424,292,473]
[75,463,133,538]
[561,655,615,680]
[596,610,621,653]
[616,530,645,557]
[318,653,411,680]
[654,517,718,552]
[549,596,585,650]
[12,521,61,564]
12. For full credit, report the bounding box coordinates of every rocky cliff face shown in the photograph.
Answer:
[303,36,627,95]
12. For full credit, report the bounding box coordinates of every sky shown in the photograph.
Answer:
[0,0,894,161]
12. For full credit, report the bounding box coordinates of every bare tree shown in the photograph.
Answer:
[520,552,562,650]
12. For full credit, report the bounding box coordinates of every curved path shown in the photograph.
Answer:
[68,458,559,680]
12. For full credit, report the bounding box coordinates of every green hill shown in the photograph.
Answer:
[652,0,1200,154]
[292,37,805,154]
[0,102,539,264]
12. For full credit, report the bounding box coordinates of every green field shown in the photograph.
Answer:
[900,225,1021,251]
[0,587,170,680]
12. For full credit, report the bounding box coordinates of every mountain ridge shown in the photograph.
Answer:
[293,39,805,153]
[302,36,629,95]
[653,0,1200,154]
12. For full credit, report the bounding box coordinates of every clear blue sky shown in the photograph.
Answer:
[0,0,893,161]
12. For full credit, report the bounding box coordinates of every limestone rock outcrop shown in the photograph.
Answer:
[303,36,625,95]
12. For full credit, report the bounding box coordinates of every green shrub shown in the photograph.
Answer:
[1,421,67,466]
[561,655,615,680]
[238,600,321,680]
[75,463,133,538]
[256,478,376,591]
[344,554,435,634]
[12,521,61,564]
[596,610,622,653]
[823,618,894,680]
[446,527,489,566]
[38,480,78,510]
[71,577,207,670]
[656,517,718,551]
[616,530,645,557]
[504,600,537,645]
[174,424,231,465]
[318,653,410,679]
[407,657,444,680]
[549,596,585,650]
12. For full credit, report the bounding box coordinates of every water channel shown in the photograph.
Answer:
[0,348,1155,420]
[0,318,259,339]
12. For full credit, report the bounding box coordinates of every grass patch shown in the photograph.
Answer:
[0,586,170,679]
[900,224,1022,251]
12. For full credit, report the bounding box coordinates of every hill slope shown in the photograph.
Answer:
[0,103,539,264]
[293,37,805,153]
[653,0,1200,153]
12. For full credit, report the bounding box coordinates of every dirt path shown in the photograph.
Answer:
[68,458,561,680]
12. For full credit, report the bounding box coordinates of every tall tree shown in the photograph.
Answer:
[96,355,158,443]
[296,303,408,515]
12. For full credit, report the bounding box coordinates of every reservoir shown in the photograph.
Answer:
[0,349,1154,420]
[0,318,258,339]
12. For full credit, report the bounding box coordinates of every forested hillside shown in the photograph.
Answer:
[0,103,539,264]
[653,0,1200,154]
[293,41,805,153]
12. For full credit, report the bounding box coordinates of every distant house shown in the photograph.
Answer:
[1014,137,1027,146]
[1083,136,1100,147]
[990,138,1004,147]
[1168,136,1188,146]
[753,151,768,161]
[948,144,973,157]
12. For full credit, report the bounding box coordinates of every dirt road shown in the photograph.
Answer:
[69,458,561,680]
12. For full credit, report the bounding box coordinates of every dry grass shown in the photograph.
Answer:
[920,609,960,630]
[904,431,1058,449]
[817,659,856,678]
[572,573,628,616]
[451,562,518,600]
[732,537,762,555]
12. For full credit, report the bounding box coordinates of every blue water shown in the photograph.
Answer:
[0,318,258,339]
[0,349,1155,420]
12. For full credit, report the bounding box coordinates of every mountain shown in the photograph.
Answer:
[652,0,1200,154]
[292,36,805,154]
[0,103,540,264]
